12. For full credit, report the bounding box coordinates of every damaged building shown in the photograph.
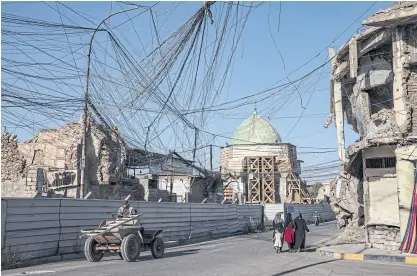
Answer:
[1,116,129,199]
[325,2,417,252]
[126,150,222,203]
[220,108,310,204]
[1,116,221,203]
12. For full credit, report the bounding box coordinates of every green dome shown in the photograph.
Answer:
[231,110,281,145]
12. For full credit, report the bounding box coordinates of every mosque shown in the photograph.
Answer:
[220,109,310,204]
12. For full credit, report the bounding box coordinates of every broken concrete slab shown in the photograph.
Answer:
[363,2,417,28]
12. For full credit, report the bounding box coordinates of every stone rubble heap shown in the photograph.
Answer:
[326,225,366,246]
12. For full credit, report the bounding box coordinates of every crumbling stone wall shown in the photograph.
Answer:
[368,225,402,251]
[18,117,126,187]
[1,117,133,199]
[1,133,27,182]
[1,133,39,197]
[1,133,38,197]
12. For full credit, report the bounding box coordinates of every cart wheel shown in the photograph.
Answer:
[84,237,104,262]
[151,237,164,259]
[121,234,140,262]
[118,252,123,260]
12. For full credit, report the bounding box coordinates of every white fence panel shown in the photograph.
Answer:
[2,200,7,249]
[58,199,125,255]
[284,204,335,224]
[2,198,61,259]
[138,202,191,242]
[236,205,263,231]
[191,204,236,238]
[264,204,285,228]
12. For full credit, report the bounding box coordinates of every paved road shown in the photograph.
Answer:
[4,222,416,276]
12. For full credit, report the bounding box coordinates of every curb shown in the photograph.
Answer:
[317,248,417,265]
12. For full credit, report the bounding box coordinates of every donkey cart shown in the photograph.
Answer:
[80,214,164,262]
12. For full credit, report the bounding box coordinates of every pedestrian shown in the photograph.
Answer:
[293,213,310,252]
[283,213,295,252]
[272,212,285,253]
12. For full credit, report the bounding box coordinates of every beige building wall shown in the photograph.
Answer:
[220,144,299,174]
[363,146,400,227]
[395,145,417,238]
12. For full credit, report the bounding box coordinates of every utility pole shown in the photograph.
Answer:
[210,144,213,172]
[169,151,174,200]
[79,6,139,199]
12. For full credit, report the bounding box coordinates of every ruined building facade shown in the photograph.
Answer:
[2,116,221,203]
[1,117,130,199]
[326,2,417,252]
[220,109,309,204]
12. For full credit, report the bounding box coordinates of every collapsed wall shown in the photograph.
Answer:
[1,132,38,197]
[1,133,27,183]
[18,117,126,187]
[1,117,130,199]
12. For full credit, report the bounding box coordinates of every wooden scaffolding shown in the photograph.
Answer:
[243,156,276,204]
[287,172,312,204]
[242,157,312,204]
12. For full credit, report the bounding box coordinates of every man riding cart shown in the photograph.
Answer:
[80,200,165,262]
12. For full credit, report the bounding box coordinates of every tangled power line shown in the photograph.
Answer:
[2,1,370,177]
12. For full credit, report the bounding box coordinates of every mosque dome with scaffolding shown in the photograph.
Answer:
[231,109,281,145]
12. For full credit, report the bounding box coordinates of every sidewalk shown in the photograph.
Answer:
[316,243,417,265]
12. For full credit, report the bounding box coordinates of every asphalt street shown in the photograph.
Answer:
[3,222,416,276]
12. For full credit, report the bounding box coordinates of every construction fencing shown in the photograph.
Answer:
[0,198,263,264]
[284,203,335,224]
[264,203,335,228]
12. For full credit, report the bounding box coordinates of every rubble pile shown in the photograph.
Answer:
[326,226,366,246]
[1,132,27,182]
[328,173,364,229]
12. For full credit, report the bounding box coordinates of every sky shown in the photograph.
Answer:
[1,1,394,183]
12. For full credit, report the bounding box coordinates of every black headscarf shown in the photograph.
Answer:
[284,213,292,228]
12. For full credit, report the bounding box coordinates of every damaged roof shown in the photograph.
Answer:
[363,1,417,27]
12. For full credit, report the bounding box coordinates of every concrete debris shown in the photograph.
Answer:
[328,173,364,229]
[326,226,366,246]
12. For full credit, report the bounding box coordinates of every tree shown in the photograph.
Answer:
[307,182,323,199]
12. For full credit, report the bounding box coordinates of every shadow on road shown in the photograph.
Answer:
[99,249,200,263]
[271,259,339,276]
[139,249,200,261]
